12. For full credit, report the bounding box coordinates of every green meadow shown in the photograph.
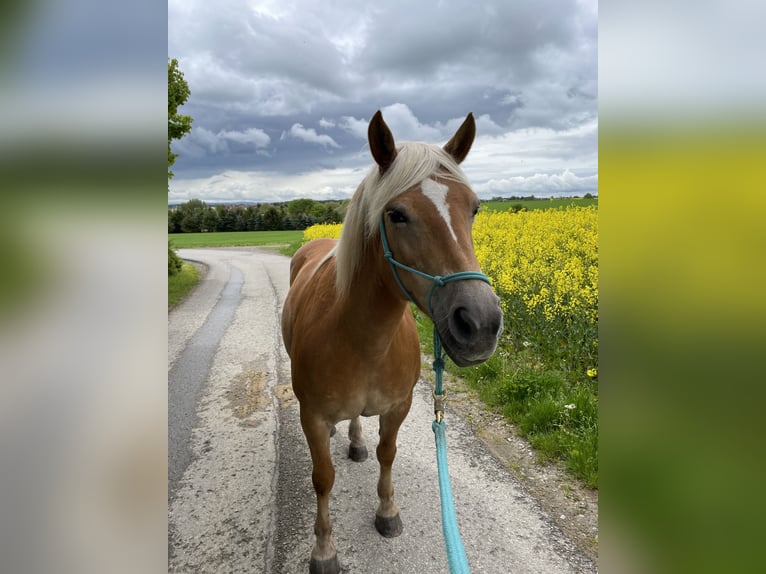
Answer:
[481,196,597,212]
[169,229,303,248]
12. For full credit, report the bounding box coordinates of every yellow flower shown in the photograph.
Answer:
[587,368,598,378]
[303,223,343,241]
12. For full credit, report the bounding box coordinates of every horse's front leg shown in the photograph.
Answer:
[300,407,340,574]
[374,397,412,537]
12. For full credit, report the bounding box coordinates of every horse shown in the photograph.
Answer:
[281,110,503,573]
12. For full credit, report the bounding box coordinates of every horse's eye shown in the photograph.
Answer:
[472,205,480,217]
[387,209,408,224]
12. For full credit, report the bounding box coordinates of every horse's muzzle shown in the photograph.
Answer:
[431,281,503,367]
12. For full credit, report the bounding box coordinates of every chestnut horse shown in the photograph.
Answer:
[281,110,503,573]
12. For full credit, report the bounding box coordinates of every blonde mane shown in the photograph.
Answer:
[331,141,470,298]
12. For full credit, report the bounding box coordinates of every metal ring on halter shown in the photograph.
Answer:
[433,390,447,423]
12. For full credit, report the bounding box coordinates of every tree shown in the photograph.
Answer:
[179,199,207,233]
[287,198,316,217]
[168,58,193,181]
[201,208,220,232]
[262,206,284,230]
[168,208,183,233]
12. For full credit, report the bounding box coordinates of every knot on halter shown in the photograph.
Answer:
[432,355,445,372]
[433,276,446,287]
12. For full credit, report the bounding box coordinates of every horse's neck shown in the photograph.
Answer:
[339,239,409,347]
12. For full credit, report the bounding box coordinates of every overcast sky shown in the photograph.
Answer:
[168,0,597,204]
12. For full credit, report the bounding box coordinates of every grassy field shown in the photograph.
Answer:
[168,262,200,308]
[169,229,303,248]
[481,197,597,211]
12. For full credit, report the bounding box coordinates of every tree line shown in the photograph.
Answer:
[168,198,347,233]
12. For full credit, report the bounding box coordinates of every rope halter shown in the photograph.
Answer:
[378,216,491,407]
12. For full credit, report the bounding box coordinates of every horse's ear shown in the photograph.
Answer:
[368,110,397,174]
[443,112,475,164]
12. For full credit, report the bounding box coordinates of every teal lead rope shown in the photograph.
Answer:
[379,218,491,574]
[432,330,470,574]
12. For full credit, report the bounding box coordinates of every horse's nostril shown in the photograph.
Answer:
[452,307,475,341]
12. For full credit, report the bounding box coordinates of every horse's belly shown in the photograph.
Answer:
[292,354,418,422]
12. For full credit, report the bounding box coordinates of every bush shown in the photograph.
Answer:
[168,240,183,276]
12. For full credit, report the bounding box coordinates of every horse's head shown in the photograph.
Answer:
[369,111,503,367]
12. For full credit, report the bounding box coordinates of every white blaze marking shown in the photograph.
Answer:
[420,179,457,242]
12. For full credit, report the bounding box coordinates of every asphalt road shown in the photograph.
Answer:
[168,246,596,574]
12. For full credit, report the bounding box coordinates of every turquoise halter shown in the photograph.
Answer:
[378,217,491,316]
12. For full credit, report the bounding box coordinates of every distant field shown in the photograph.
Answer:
[169,230,303,248]
[481,197,598,211]
[168,197,597,248]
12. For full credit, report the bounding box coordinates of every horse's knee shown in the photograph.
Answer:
[376,441,397,466]
[311,464,335,496]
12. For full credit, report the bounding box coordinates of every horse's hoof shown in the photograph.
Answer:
[309,554,341,574]
[375,513,403,538]
[348,445,368,462]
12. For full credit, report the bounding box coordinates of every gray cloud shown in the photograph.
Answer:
[168,0,597,202]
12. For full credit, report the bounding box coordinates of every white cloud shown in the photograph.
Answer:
[287,123,340,148]
[175,125,271,158]
[338,115,369,139]
[218,127,271,147]
[474,169,597,197]
[375,103,442,141]
[338,104,473,143]
[169,167,366,204]
[318,118,336,128]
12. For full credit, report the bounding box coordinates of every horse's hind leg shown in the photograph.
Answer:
[300,407,341,574]
[348,416,368,462]
[374,398,412,537]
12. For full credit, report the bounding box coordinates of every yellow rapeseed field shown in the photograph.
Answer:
[473,206,598,374]
[473,207,598,324]
[303,206,598,374]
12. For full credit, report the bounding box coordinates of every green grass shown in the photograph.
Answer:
[413,307,598,489]
[169,230,303,248]
[168,262,200,308]
[481,196,598,212]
